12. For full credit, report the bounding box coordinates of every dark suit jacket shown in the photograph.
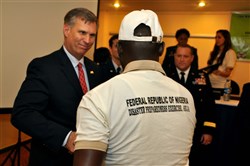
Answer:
[11,47,103,166]
[162,45,199,73]
[100,58,120,82]
[167,66,216,166]
[234,82,250,165]
[166,67,216,138]
[237,82,250,132]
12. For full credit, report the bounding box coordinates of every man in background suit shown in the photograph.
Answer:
[11,8,102,166]
[234,82,250,166]
[162,28,198,73]
[101,34,123,82]
[165,45,216,166]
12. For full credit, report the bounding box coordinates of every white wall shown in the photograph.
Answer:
[0,0,98,107]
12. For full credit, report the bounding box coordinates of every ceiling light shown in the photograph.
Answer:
[198,1,206,7]
[113,2,120,8]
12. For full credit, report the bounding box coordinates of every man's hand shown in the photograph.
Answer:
[65,131,76,153]
[200,134,213,145]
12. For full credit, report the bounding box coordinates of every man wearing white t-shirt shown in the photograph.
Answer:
[73,9,196,166]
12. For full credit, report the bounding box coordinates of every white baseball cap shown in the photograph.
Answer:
[118,9,163,43]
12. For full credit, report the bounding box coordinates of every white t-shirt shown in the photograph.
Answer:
[75,60,196,166]
[209,49,237,88]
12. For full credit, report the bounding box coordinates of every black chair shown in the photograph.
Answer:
[230,80,240,95]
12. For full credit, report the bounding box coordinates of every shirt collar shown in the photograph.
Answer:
[63,45,84,68]
[123,60,166,75]
[112,59,123,72]
[176,66,191,76]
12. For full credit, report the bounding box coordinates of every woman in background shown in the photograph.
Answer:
[207,29,237,93]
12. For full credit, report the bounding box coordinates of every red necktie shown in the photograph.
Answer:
[78,63,88,94]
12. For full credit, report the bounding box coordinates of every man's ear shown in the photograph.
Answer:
[63,24,70,37]
[158,42,165,57]
[191,54,194,62]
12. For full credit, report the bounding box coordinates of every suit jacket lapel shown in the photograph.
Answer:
[186,68,196,85]
[170,68,181,83]
[57,47,83,96]
[106,59,117,77]
[84,57,100,90]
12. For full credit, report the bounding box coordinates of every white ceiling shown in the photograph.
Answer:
[99,0,250,12]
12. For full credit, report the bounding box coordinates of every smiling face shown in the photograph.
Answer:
[63,18,97,60]
[174,46,194,71]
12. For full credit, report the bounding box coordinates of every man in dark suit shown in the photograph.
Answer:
[162,28,198,73]
[234,82,250,166]
[101,34,123,82]
[165,45,216,166]
[11,8,103,166]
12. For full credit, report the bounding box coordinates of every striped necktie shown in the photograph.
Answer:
[78,63,88,94]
